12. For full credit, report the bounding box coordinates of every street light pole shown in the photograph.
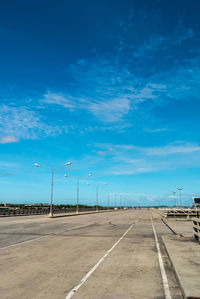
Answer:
[50,168,54,216]
[120,194,122,209]
[34,162,71,216]
[177,188,183,207]
[96,185,98,212]
[65,174,92,214]
[77,178,79,214]
[172,191,176,207]
[107,192,110,210]
[100,183,108,209]
[86,182,108,211]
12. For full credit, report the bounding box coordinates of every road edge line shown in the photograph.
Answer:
[151,215,172,299]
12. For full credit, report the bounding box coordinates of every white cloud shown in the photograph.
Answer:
[33,21,200,130]
[41,90,132,123]
[0,161,19,168]
[87,97,131,122]
[41,91,75,109]
[144,128,169,133]
[40,32,200,126]
[93,141,200,175]
[6,24,200,137]
[0,105,62,140]
[0,136,19,144]
[115,141,200,156]
[146,142,200,156]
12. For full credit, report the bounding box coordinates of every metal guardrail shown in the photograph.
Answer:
[193,218,200,242]
[0,207,96,217]
[0,208,49,216]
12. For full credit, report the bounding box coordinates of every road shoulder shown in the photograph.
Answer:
[162,235,200,299]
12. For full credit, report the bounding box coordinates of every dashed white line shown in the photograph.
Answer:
[151,216,172,299]
[65,214,143,299]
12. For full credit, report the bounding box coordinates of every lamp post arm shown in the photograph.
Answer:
[54,163,70,169]
[37,165,52,170]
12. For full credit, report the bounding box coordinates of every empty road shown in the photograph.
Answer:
[0,209,183,299]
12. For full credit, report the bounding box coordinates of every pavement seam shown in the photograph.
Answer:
[0,235,49,250]
[0,223,99,250]
[0,213,127,250]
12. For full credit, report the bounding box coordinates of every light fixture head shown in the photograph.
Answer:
[34,163,40,167]
[65,162,71,166]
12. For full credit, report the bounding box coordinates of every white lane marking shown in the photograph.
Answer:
[151,216,172,299]
[65,213,143,299]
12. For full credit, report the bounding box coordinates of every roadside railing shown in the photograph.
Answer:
[0,206,104,217]
[0,208,49,216]
[161,208,200,218]
[193,218,200,242]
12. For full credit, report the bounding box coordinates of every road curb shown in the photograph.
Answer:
[161,236,192,299]
[47,210,114,218]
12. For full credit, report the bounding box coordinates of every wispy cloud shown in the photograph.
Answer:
[42,91,75,109]
[145,142,200,156]
[2,19,200,141]
[144,128,169,133]
[67,122,133,134]
[39,24,200,127]
[92,141,200,175]
[133,27,195,58]
[0,161,19,168]
[0,105,62,141]
[87,97,130,122]
[0,136,19,144]
[40,68,134,123]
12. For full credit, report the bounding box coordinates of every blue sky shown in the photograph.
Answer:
[1,0,200,206]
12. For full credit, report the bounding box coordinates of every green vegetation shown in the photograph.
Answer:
[0,203,103,209]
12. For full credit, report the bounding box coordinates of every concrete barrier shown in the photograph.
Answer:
[161,208,200,219]
[192,218,200,242]
[47,209,115,218]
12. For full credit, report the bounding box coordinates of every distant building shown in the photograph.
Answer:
[193,197,200,207]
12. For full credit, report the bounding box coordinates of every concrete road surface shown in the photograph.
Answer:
[0,209,183,299]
